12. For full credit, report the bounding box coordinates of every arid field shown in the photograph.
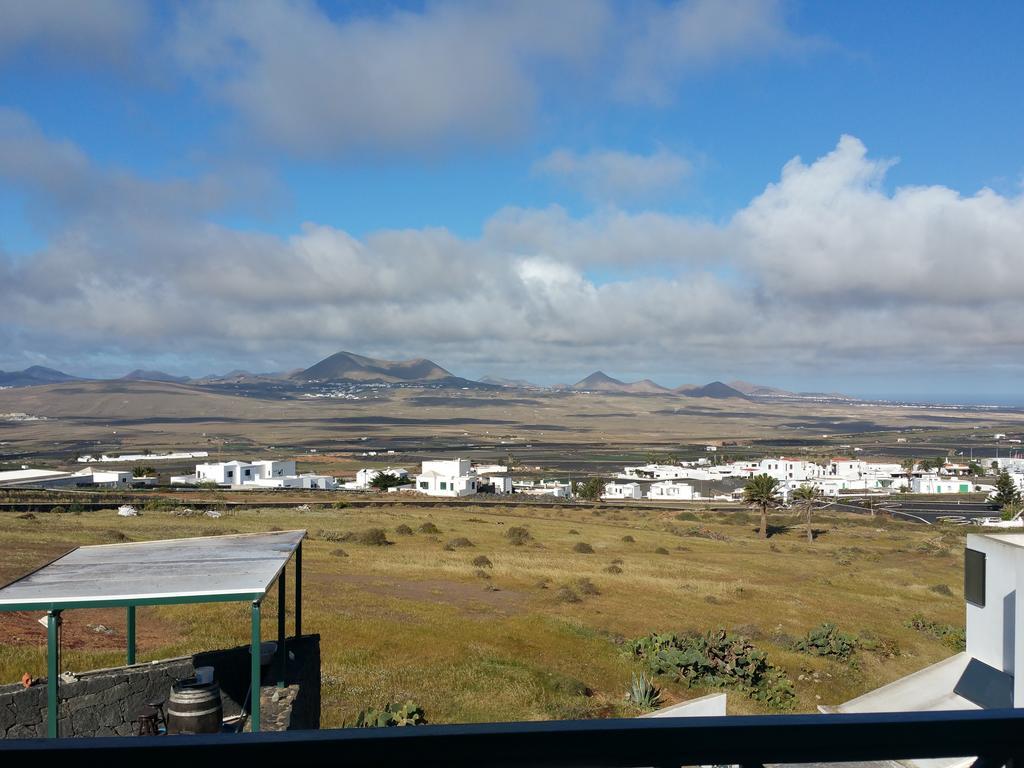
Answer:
[0,502,974,726]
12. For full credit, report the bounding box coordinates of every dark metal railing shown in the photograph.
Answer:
[2,708,1022,767]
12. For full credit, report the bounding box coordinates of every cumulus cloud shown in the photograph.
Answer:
[613,0,811,105]
[0,0,150,70]
[3,127,1024,385]
[165,0,813,156]
[534,147,692,202]
[170,0,609,154]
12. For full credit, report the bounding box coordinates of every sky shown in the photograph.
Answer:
[1,0,1023,402]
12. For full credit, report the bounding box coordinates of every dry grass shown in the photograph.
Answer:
[0,503,978,725]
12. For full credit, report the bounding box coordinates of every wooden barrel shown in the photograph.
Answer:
[166,680,223,734]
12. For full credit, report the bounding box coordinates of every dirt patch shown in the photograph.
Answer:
[0,608,175,651]
[318,572,526,616]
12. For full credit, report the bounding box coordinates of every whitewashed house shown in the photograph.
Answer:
[601,482,644,500]
[344,467,409,490]
[174,459,337,489]
[513,480,573,498]
[414,459,478,497]
[913,475,974,494]
[621,464,691,481]
[647,481,697,500]
[250,473,338,490]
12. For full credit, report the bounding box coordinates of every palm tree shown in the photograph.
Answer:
[792,484,822,543]
[901,458,917,493]
[742,473,781,539]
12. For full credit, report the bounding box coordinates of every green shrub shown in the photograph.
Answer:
[572,542,594,554]
[605,564,623,574]
[330,548,349,557]
[472,555,493,568]
[444,537,474,550]
[575,578,600,596]
[654,546,669,555]
[418,522,441,534]
[395,524,414,536]
[792,623,859,660]
[50,506,66,514]
[625,671,662,711]
[906,613,966,651]
[628,629,794,709]
[354,700,426,728]
[621,535,635,543]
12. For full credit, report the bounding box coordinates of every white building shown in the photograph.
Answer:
[513,480,573,498]
[621,464,691,481]
[173,459,338,489]
[343,467,409,490]
[912,475,974,494]
[601,482,644,500]
[822,532,1022,730]
[249,473,338,490]
[647,481,697,500]
[480,474,513,494]
[414,458,478,497]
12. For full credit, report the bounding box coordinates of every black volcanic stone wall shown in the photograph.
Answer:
[0,634,320,738]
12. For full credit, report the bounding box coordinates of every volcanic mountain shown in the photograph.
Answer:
[571,371,672,394]
[293,350,456,383]
[678,381,750,399]
[121,369,191,384]
[0,366,83,387]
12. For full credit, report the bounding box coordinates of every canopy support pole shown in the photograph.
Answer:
[295,542,302,637]
[250,600,261,732]
[126,605,136,665]
[277,568,286,689]
[47,609,61,738]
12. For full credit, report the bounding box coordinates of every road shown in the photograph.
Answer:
[823,498,998,525]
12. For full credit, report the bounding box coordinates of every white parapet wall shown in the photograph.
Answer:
[639,692,727,718]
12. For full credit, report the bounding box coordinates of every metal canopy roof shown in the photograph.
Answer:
[0,529,306,611]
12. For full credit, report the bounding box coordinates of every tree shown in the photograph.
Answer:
[968,461,983,477]
[742,473,781,539]
[993,470,1021,509]
[369,472,405,492]
[133,466,155,478]
[901,458,917,492]
[792,484,822,543]
[575,477,605,501]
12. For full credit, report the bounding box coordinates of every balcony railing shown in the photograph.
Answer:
[1,708,1022,767]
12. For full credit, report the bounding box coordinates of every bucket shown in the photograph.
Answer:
[166,680,223,734]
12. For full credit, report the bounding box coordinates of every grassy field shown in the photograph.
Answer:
[2,379,1022,470]
[0,502,979,726]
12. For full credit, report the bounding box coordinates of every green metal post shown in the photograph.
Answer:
[47,610,61,738]
[250,600,261,732]
[277,568,286,688]
[295,543,302,637]
[126,605,136,665]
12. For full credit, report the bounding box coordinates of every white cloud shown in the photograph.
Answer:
[166,0,815,156]
[613,0,811,104]
[171,0,610,155]
[0,0,150,70]
[534,147,692,201]
[3,126,1024,385]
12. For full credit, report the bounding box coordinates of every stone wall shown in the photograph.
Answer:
[0,634,320,739]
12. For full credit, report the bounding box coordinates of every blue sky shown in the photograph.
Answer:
[1,1,1023,401]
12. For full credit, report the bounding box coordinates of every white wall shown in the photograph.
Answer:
[965,534,1021,682]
